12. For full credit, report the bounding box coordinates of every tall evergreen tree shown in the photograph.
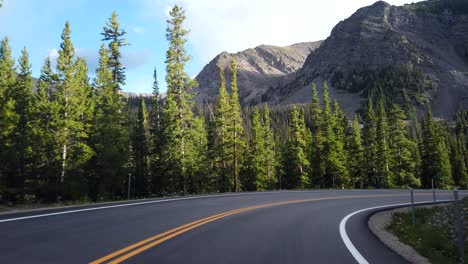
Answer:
[347,116,365,188]
[228,60,245,192]
[263,104,278,189]
[322,83,347,188]
[185,115,208,194]
[332,99,349,187]
[6,47,34,201]
[450,134,468,188]
[362,99,378,187]
[101,11,128,87]
[376,99,392,188]
[309,83,324,187]
[214,66,231,192]
[131,99,150,197]
[92,43,128,199]
[283,106,310,188]
[29,58,57,201]
[388,104,419,188]
[248,107,267,190]
[150,67,162,194]
[0,37,19,202]
[160,5,197,194]
[421,108,452,188]
[53,23,95,199]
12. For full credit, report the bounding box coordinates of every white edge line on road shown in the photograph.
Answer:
[339,199,453,264]
[0,192,284,223]
[1,191,457,224]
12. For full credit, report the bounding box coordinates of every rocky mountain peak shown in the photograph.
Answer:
[193,0,468,118]
[194,41,323,103]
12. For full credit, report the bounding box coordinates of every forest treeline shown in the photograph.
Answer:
[0,6,467,205]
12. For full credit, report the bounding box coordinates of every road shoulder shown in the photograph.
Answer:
[368,204,450,264]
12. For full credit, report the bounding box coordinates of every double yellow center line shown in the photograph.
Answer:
[89,194,422,264]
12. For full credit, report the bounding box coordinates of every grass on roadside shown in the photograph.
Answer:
[387,204,465,264]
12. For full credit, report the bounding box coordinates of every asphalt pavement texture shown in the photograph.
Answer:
[0,190,456,264]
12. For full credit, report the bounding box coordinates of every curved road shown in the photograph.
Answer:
[0,190,456,264]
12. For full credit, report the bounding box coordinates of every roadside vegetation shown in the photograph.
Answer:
[387,199,468,264]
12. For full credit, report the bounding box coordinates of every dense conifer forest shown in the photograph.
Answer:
[1,5,467,205]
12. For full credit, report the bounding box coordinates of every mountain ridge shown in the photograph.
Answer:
[194,0,468,118]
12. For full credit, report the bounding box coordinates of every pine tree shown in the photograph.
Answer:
[282,106,310,188]
[0,37,19,202]
[228,60,245,192]
[332,99,349,187]
[54,21,75,192]
[52,23,95,199]
[5,47,34,202]
[263,104,278,189]
[29,58,57,201]
[101,11,128,87]
[322,83,347,188]
[309,83,324,187]
[450,134,468,188]
[421,108,452,188]
[388,104,419,188]
[347,116,365,188]
[185,115,208,194]
[363,99,378,188]
[160,5,197,194]
[249,107,267,190]
[150,67,162,194]
[92,43,128,199]
[206,115,218,192]
[214,66,231,192]
[376,98,392,188]
[131,99,150,197]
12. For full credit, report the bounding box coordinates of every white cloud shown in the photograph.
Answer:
[47,48,59,60]
[143,0,423,64]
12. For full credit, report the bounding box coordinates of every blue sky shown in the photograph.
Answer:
[0,0,421,93]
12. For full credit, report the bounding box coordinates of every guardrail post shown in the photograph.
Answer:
[411,188,415,227]
[453,188,464,263]
[127,173,131,200]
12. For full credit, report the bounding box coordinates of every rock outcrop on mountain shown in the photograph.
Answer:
[194,0,468,118]
[194,41,323,104]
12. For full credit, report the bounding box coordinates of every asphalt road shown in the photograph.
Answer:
[0,190,457,264]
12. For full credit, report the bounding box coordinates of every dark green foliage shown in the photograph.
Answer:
[347,116,365,188]
[213,66,231,192]
[3,6,468,206]
[331,65,434,108]
[421,109,452,189]
[101,11,128,87]
[362,99,378,187]
[91,42,128,200]
[282,106,310,189]
[246,107,267,190]
[228,60,245,192]
[321,83,348,188]
[159,5,199,195]
[376,99,391,188]
[309,83,324,187]
[131,99,150,197]
[29,58,58,201]
[150,67,163,194]
[0,37,19,203]
[388,104,420,188]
